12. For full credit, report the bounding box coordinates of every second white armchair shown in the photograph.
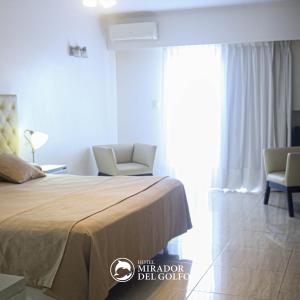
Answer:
[263,146,300,217]
[93,143,157,176]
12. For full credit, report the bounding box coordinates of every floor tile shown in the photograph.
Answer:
[291,243,300,253]
[153,256,211,292]
[188,291,262,300]
[183,217,241,248]
[227,230,296,252]
[107,190,300,300]
[243,207,292,234]
[286,252,300,274]
[277,292,300,300]
[167,239,224,266]
[108,282,188,300]
[213,247,290,272]
[278,272,300,300]
[207,191,260,214]
[267,192,300,212]
[194,266,283,299]
[107,257,209,300]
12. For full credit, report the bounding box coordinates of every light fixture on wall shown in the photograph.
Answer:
[69,46,88,58]
[83,0,117,8]
[24,130,48,163]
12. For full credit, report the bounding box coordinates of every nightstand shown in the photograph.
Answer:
[0,274,26,300]
[40,164,67,174]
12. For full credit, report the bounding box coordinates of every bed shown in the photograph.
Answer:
[0,95,192,300]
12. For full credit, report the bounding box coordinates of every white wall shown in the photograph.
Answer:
[0,0,117,175]
[116,49,163,145]
[106,1,300,50]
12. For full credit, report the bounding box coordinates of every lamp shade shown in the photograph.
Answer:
[31,131,48,150]
[24,130,48,150]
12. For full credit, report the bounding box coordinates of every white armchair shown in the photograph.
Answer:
[93,143,157,176]
[263,146,300,217]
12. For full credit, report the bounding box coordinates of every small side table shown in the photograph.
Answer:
[0,274,26,300]
[40,164,67,174]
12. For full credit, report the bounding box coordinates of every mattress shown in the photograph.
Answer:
[0,174,191,300]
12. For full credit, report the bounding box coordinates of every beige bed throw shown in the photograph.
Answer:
[0,175,165,288]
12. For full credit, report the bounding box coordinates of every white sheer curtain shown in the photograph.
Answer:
[158,45,223,213]
[159,41,292,199]
[213,41,292,191]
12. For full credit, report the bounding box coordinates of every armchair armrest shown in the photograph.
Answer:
[286,153,300,186]
[264,147,300,175]
[132,144,157,168]
[264,148,294,174]
[92,146,117,175]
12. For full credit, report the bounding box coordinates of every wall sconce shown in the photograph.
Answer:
[69,46,88,58]
[24,130,48,163]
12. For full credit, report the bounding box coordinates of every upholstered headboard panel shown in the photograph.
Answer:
[0,95,18,155]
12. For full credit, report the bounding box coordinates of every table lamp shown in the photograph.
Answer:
[24,130,48,163]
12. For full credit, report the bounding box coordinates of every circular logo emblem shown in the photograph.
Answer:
[110,258,135,282]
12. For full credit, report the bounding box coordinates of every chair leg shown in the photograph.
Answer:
[264,181,271,205]
[287,190,295,217]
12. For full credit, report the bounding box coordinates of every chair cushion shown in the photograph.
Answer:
[116,163,150,176]
[132,143,156,166]
[267,172,286,186]
[111,144,133,164]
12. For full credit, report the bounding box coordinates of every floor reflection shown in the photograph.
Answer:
[108,190,300,300]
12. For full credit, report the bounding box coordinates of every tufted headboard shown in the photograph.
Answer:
[0,95,18,155]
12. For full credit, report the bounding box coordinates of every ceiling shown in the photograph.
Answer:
[101,0,289,14]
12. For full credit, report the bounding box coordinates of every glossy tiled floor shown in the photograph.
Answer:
[108,190,300,300]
